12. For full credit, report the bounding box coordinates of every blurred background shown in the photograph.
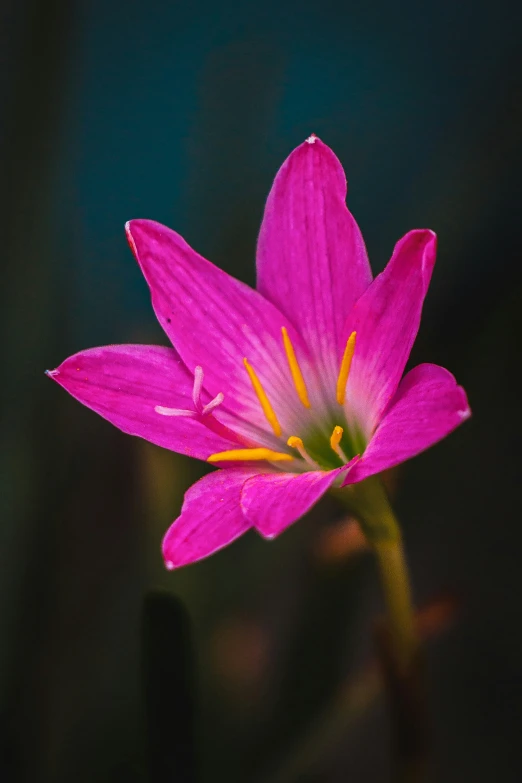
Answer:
[1,0,522,780]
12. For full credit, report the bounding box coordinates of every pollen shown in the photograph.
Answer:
[281,327,310,408]
[243,358,282,437]
[330,425,348,463]
[207,448,293,464]
[287,435,320,469]
[336,331,357,405]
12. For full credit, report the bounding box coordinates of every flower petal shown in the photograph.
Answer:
[343,363,470,485]
[48,344,237,459]
[126,219,308,440]
[162,469,255,568]
[241,461,358,539]
[256,136,372,381]
[342,229,437,435]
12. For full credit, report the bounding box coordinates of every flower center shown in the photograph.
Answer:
[207,327,361,470]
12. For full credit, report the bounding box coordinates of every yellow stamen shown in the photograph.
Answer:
[330,426,343,450]
[336,331,357,405]
[330,425,349,463]
[243,358,282,436]
[207,448,293,464]
[287,436,320,469]
[281,327,310,408]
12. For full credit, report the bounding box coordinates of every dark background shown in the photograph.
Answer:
[1,1,522,781]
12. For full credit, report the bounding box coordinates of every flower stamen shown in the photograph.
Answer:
[281,327,311,408]
[330,425,349,463]
[336,331,357,405]
[287,436,321,469]
[243,358,282,437]
[207,448,293,464]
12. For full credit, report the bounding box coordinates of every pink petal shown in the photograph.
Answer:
[48,344,237,459]
[162,469,255,568]
[342,229,437,435]
[241,461,358,539]
[126,219,308,440]
[256,136,372,382]
[343,363,470,485]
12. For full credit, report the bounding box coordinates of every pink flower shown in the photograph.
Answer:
[48,136,470,569]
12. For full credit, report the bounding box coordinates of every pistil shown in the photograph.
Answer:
[192,365,204,411]
[202,392,224,416]
[155,405,197,417]
[156,365,225,419]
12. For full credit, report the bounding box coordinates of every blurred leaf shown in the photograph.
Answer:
[142,591,197,783]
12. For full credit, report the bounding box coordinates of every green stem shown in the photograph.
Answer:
[336,477,427,782]
[336,476,418,672]
[373,535,418,674]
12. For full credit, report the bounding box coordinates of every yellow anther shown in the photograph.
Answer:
[336,331,357,405]
[287,436,304,450]
[281,327,310,408]
[287,435,321,469]
[330,426,343,449]
[243,358,282,437]
[330,425,349,463]
[207,448,293,464]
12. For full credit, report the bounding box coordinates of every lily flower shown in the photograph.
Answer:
[48,136,470,569]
